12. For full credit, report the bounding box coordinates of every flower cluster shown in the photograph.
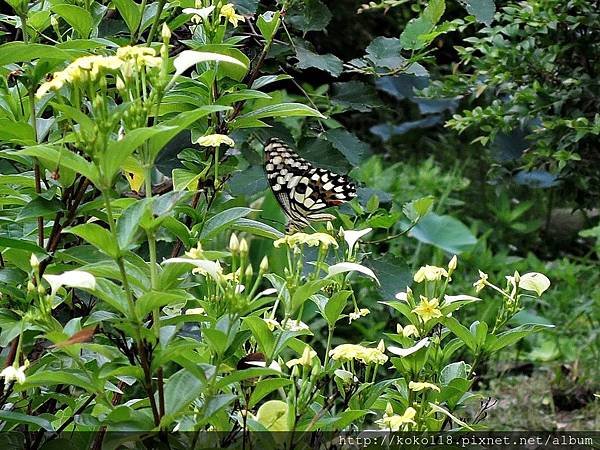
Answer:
[329,342,388,365]
[36,46,163,97]
[274,232,338,250]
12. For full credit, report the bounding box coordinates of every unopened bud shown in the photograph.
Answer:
[229,233,239,252]
[27,281,35,292]
[245,265,253,279]
[239,238,249,254]
[377,339,385,353]
[260,256,269,272]
[448,255,457,272]
[37,284,45,295]
[161,23,171,41]
[30,253,40,270]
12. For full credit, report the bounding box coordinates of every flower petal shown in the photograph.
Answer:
[43,270,96,295]
[388,337,430,357]
[327,262,379,284]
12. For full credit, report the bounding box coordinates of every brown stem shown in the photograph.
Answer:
[138,341,160,426]
[158,367,165,419]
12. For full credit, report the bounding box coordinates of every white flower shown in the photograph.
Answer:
[195,134,235,147]
[0,362,29,384]
[185,307,205,315]
[327,262,379,284]
[163,257,223,283]
[182,5,215,22]
[388,337,430,357]
[348,308,370,323]
[395,291,408,301]
[519,272,551,296]
[283,320,309,332]
[342,227,372,255]
[286,346,317,368]
[43,270,96,295]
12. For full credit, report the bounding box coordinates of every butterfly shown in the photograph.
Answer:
[264,138,357,231]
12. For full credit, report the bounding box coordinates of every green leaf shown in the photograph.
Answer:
[410,212,477,254]
[148,106,229,161]
[366,37,404,70]
[462,0,496,25]
[112,0,142,34]
[287,0,331,33]
[243,316,274,355]
[52,4,94,37]
[21,145,100,186]
[162,369,204,423]
[251,74,293,90]
[249,378,291,408]
[236,103,325,122]
[400,17,434,50]
[486,323,554,353]
[366,256,412,299]
[66,224,119,258]
[471,320,488,348]
[104,126,171,183]
[0,237,46,254]
[324,290,351,326]
[202,328,229,355]
[17,196,62,221]
[192,45,250,81]
[200,207,255,240]
[21,370,99,393]
[172,168,202,191]
[0,42,73,65]
[0,118,35,145]
[331,81,383,113]
[325,129,371,165]
[135,291,186,318]
[295,47,343,77]
[440,361,470,385]
[231,218,283,240]
[424,0,446,24]
[443,316,477,351]
[116,199,152,249]
[403,196,434,221]
[0,410,55,431]
[291,279,330,313]
[257,11,280,40]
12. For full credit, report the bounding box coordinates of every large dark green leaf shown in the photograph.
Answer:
[410,212,477,254]
[295,47,343,77]
[462,0,496,25]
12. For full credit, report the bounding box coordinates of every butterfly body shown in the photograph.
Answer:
[264,138,357,231]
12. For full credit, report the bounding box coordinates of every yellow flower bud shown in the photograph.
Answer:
[245,265,253,279]
[161,23,171,41]
[239,238,249,254]
[260,256,269,272]
[229,233,239,252]
[448,255,457,272]
[30,253,40,270]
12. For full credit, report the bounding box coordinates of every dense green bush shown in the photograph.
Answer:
[1,0,592,446]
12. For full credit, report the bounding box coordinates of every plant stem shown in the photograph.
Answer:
[323,326,334,368]
[28,84,44,247]
[146,0,167,45]
[102,191,136,319]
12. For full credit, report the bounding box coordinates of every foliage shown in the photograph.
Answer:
[431,0,600,208]
[0,0,580,444]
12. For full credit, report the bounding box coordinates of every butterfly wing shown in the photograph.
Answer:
[264,138,357,229]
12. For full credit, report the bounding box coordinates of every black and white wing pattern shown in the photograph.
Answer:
[264,138,357,231]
